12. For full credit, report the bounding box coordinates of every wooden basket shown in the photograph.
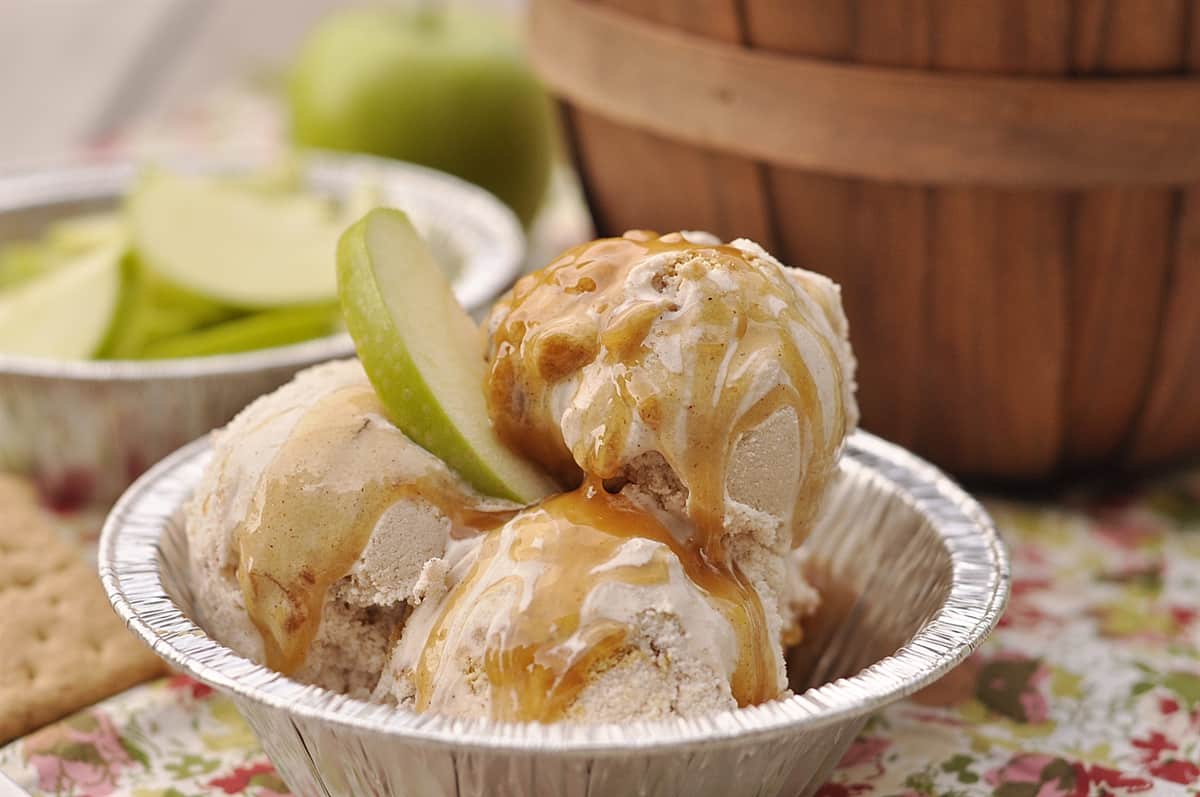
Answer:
[530,0,1200,482]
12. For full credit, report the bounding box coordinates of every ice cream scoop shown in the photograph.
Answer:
[185,230,857,723]
[379,479,773,722]
[485,230,858,551]
[186,359,516,697]
[484,231,857,674]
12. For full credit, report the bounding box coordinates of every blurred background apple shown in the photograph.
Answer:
[288,8,554,225]
[0,1,563,229]
[0,1,587,367]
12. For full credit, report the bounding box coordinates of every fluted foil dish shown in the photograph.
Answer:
[100,430,1008,797]
[0,153,524,506]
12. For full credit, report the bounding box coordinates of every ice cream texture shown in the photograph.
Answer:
[187,230,857,722]
[186,359,518,697]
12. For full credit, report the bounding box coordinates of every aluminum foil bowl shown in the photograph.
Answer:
[100,430,1009,797]
[0,154,524,506]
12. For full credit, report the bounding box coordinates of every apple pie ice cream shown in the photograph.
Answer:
[186,359,519,698]
[186,223,857,723]
[480,230,858,697]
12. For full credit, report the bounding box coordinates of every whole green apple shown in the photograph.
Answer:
[289,8,554,226]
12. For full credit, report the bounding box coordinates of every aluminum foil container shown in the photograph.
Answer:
[100,430,1008,797]
[0,153,524,506]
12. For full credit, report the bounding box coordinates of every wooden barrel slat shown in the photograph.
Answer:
[1072,0,1189,72]
[919,1,1069,477]
[842,3,934,458]
[539,0,1200,481]
[929,0,1072,74]
[1064,190,1173,466]
[1130,192,1200,467]
[567,0,777,248]
[747,1,938,464]
[923,187,1069,477]
[567,109,775,244]
[1129,20,1200,468]
[1064,8,1187,468]
[531,0,1200,186]
[741,0,856,60]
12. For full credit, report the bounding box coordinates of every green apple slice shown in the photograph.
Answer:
[338,207,554,503]
[138,304,339,359]
[0,241,52,290]
[96,255,238,359]
[128,168,346,307]
[0,243,122,358]
[45,211,125,255]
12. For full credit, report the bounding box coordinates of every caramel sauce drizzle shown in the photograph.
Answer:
[235,382,515,674]
[238,230,849,721]
[414,479,772,721]
[474,231,855,717]
[486,231,849,554]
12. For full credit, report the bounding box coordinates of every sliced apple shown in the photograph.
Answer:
[96,255,238,359]
[0,243,122,358]
[338,208,554,503]
[138,304,339,359]
[128,168,347,307]
[0,241,52,290]
[45,211,125,255]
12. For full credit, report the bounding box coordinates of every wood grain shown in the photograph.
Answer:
[529,0,1200,186]
[745,1,932,456]
[1064,2,1186,468]
[538,0,1200,479]
[565,0,775,247]
[747,1,1072,478]
[1072,0,1189,73]
[1128,4,1200,468]
[918,1,1071,478]
[1063,190,1173,466]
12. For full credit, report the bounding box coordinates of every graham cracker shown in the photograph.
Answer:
[0,475,164,744]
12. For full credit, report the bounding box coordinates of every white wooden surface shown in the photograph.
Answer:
[0,0,522,165]
[0,0,186,161]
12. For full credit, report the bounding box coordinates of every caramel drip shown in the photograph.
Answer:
[487,233,746,486]
[414,479,773,721]
[485,230,850,554]
[665,261,833,550]
[400,482,519,541]
[234,383,514,673]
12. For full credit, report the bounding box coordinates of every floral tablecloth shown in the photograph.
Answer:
[3,471,1199,797]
